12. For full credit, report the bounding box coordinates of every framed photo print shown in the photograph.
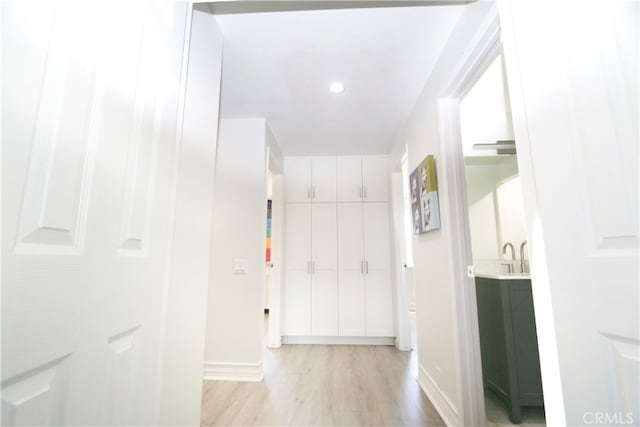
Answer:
[410,154,441,234]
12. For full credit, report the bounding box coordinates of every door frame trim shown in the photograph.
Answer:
[435,9,501,426]
[389,150,412,351]
[267,148,284,348]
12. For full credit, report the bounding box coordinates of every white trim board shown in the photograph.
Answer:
[267,174,284,349]
[417,364,459,426]
[203,361,264,382]
[282,336,395,346]
[432,6,502,427]
[390,167,412,353]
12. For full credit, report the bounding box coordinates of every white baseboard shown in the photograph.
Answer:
[417,364,459,426]
[395,336,411,352]
[267,335,282,348]
[267,340,282,349]
[282,336,395,345]
[203,361,264,382]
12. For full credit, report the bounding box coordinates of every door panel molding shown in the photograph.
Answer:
[118,19,168,256]
[101,326,141,424]
[1,355,71,426]
[14,4,101,256]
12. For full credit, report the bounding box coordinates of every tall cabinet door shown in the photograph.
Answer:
[338,203,366,336]
[337,157,363,202]
[285,157,312,203]
[363,203,394,336]
[311,157,337,202]
[362,156,389,202]
[284,204,312,335]
[311,203,338,336]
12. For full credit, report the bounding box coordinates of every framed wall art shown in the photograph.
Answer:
[411,154,441,234]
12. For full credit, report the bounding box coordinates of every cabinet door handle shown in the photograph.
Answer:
[360,261,364,274]
[307,188,311,199]
[365,261,369,274]
[363,186,367,199]
[359,186,362,199]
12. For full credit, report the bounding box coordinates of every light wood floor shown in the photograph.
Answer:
[485,388,545,427]
[201,328,445,426]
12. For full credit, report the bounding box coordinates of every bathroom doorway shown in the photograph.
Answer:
[459,51,545,426]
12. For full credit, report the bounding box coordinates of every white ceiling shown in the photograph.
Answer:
[214,5,465,155]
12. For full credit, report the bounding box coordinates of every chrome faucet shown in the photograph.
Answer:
[520,240,528,273]
[502,242,515,274]
[502,242,515,260]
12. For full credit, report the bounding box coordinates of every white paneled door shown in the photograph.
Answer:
[311,203,338,336]
[285,157,336,203]
[337,157,363,202]
[338,203,366,336]
[500,0,639,424]
[337,156,389,202]
[310,157,337,203]
[337,202,393,337]
[2,2,189,425]
[363,203,394,337]
[283,204,312,335]
[284,158,311,203]
[362,157,389,202]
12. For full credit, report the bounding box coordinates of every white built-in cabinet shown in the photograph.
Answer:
[283,203,338,336]
[338,203,393,336]
[337,156,389,202]
[285,157,337,202]
[311,204,338,335]
[283,203,312,335]
[283,155,394,340]
[336,203,366,336]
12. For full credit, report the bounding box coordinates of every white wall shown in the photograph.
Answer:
[465,160,502,259]
[160,8,223,425]
[464,157,526,261]
[266,124,284,174]
[389,2,498,425]
[495,174,526,255]
[459,53,514,157]
[204,118,268,380]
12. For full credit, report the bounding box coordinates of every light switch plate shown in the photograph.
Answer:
[233,258,248,275]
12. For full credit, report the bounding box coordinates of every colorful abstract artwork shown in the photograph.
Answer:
[410,154,441,234]
[266,199,272,262]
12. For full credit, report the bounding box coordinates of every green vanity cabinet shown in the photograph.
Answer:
[475,276,544,424]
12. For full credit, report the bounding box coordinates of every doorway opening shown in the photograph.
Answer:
[264,146,284,349]
[455,50,545,425]
[400,154,416,313]
[264,171,273,326]
[391,148,417,352]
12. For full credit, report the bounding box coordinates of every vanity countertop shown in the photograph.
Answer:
[475,273,531,280]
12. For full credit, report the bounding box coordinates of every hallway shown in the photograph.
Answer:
[201,344,444,426]
[2,2,636,426]
[201,316,444,426]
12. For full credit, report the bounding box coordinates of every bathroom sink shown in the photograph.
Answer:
[475,272,531,280]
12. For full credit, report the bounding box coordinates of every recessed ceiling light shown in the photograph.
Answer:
[329,82,344,93]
